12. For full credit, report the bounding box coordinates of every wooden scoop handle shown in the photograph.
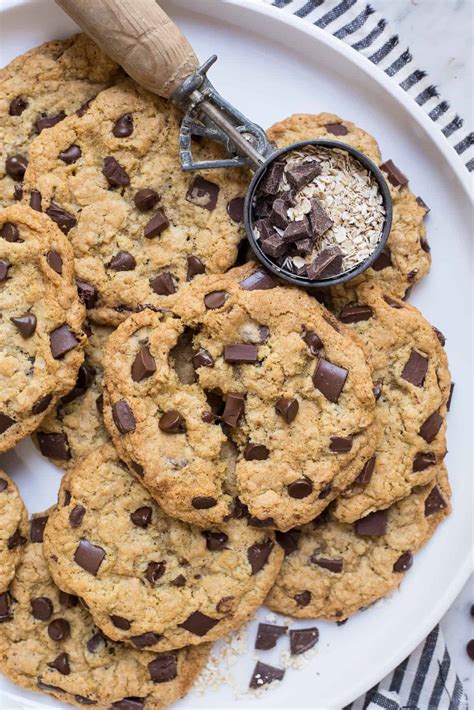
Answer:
[55,0,199,98]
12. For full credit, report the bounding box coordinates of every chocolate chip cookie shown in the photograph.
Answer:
[23,78,249,325]
[0,205,86,453]
[0,516,209,710]
[0,34,121,207]
[43,444,283,652]
[33,322,112,468]
[332,283,450,523]
[102,264,377,531]
[267,113,431,307]
[0,470,28,592]
[266,465,451,620]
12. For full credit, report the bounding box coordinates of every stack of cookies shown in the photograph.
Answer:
[0,34,453,708]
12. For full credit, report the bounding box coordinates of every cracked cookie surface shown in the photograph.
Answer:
[43,444,283,652]
[0,205,85,453]
[103,264,377,531]
[266,465,451,620]
[0,470,28,593]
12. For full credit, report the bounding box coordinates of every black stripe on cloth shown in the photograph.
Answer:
[389,655,410,693]
[466,158,474,172]
[369,35,399,64]
[363,683,380,709]
[429,101,450,121]
[352,19,386,50]
[369,691,400,709]
[454,132,474,154]
[334,3,374,40]
[400,68,427,90]
[442,115,463,138]
[429,647,451,708]
[314,0,358,29]
[450,675,466,709]
[406,625,439,707]
[294,0,324,18]
[385,48,412,77]
[415,85,440,106]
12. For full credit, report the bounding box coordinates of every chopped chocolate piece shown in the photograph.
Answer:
[282,217,310,242]
[329,435,353,453]
[59,144,81,164]
[312,556,343,573]
[5,154,28,181]
[416,196,430,213]
[112,400,136,434]
[356,456,376,485]
[227,197,245,222]
[31,596,53,620]
[260,161,285,195]
[221,392,245,427]
[295,238,313,256]
[47,652,70,675]
[46,250,63,274]
[275,529,301,556]
[191,496,217,510]
[30,515,48,543]
[247,540,274,575]
[1,222,20,242]
[159,410,186,434]
[77,281,98,309]
[419,411,443,443]
[29,189,42,211]
[424,486,447,516]
[178,610,219,636]
[261,233,286,258]
[50,325,79,358]
[325,122,348,135]
[110,615,131,630]
[302,329,323,355]
[112,699,144,710]
[254,195,273,219]
[253,218,275,242]
[108,251,136,271]
[309,198,333,238]
[0,259,11,281]
[69,505,86,528]
[255,623,287,650]
[8,527,26,549]
[286,160,321,191]
[294,591,311,607]
[401,350,428,387]
[13,184,23,201]
[186,176,220,210]
[9,96,28,116]
[224,343,258,363]
[383,294,403,309]
[204,290,228,309]
[148,654,177,683]
[355,509,388,537]
[275,396,299,424]
[380,159,408,188]
[413,452,436,472]
[290,627,319,655]
[171,574,186,587]
[244,443,269,460]
[131,345,156,382]
[307,247,342,280]
[102,156,130,187]
[61,364,95,405]
[202,531,228,551]
[134,188,160,211]
[59,591,78,608]
[150,271,176,295]
[270,198,290,229]
[131,632,161,648]
[287,478,313,499]
[35,111,66,133]
[186,255,205,281]
[11,313,36,338]
[371,246,392,271]
[112,113,133,137]
[146,561,166,585]
[144,210,169,238]
[76,96,95,117]
[447,382,455,411]
[393,551,413,573]
[0,413,15,435]
[432,326,446,346]
[192,349,214,369]
[340,303,373,323]
[46,202,77,234]
[249,661,285,688]
[47,618,70,641]
[37,432,71,460]
[74,540,106,575]
[312,358,348,402]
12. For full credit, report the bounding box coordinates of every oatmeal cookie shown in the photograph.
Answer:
[0,470,28,592]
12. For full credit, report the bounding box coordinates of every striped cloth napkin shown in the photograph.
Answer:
[259,1,470,707]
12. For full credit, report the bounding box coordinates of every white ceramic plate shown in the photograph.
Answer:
[1,1,472,708]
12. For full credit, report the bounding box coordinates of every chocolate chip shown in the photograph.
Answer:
[259,162,285,195]
[424,486,447,516]
[0,413,15,435]
[380,159,408,188]
[224,343,258,363]
[255,623,287,650]
[112,400,136,434]
[108,251,136,271]
[275,529,300,556]
[112,113,133,137]
[29,189,42,211]
[131,632,161,648]
[329,436,353,453]
[192,348,214,369]
[148,654,177,683]
[204,290,228,309]
[239,270,276,291]
[46,250,63,275]
[59,591,78,608]
[178,610,219,636]
[31,597,53,620]
[145,561,166,585]
[312,358,348,402]
[159,410,186,434]
[290,627,319,655]
[58,144,81,164]
[171,574,186,587]
[134,188,160,211]
[466,640,474,661]
[110,615,131,630]
[131,345,156,382]
[247,516,274,528]
[340,303,373,323]
[30,515,48,543]
[372,246,392,271]
[69,505,85,528]
[227,197,245,222]
[130,506,152,528]
[269,198,290,229]
[312,556,344,573]
[0,259,10,281]
[37,432,71,460]
[393,551,413,573]
[244,443,269,461]
[50,325,79,359]
[356,456,376,485]
[77,281,98,309]
[309,198,333,238]
[249,661,285,689]
[103,156,130,187]
[1,222,20,243]
[191,496,217,510]
[401,350,428,387]
[144,210,169,238]
[383,295,403,309]
[5,154,28,180]
[186,176,220,211]
[45,201,77,234]
[9,96,28,116]
[302,330,323,356]
[283,217,311,243]
[222,392,245,427]
[275,396,299,424]
[416,196,430,213]
[35,111,66,133]
[307,246,342,280]
[112,699,144,710]
[294,591,311,607]
[287,478,313,499]
[355,509,388,537]
[36,681,64,694]
[261,233,286,258]
[61,364,96,405]
[325,122,348,136]
[74,540,106,575]
[8,527,26,549]
[202,531,228,551]
[247,540,274,575]
[419,411,443,443]
[47,652,70,675]
[186,255,205,281]
[11,313,36,338]
[48,618,70,641]
[287,161,322,191]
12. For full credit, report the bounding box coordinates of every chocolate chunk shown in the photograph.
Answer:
[108,251,136,271]
[159,410,186,434]
[62,364,96,405]
[282,217,310,242]
[261,233,286,258]
[76,96,95,116]
[30,515,48,543]
[31,596,53,620]
[9,96,28,116]
[255,623,287,650]
[145,561,166,585]
[37,432,71,460]
[247,540,273,575]
[401,350,428,387]
[249,661,285,689]
[340,303,373,323]
[371,246,392,271]
[0,413,15,435]
[144,210,169,238]
[134,188,159,211]
[325,122,348,136]
[186,255,205,281]
[224,343,258,363]
[1,222,21,242]
[302,330,323,355]
[294,591,311,607]
[74,540,106,575]
[192,348,214,369]
[48,618,70,641]
[290,627,319,655]
[312,358,348,402]
[178,611,219,636]
[77,281,98,309]
[275,396,299,424]
[239,269,276,291]
[59,591,78,608]
[287,478,313,499]
[309,198,333,237]
[69,505,86,528]
[0,259,10,281]
[131,632,161,648]
[254,218,275,242]
[222,392,245,427]
[8,527,26,549]
[148,654,177,683]
[393,551,413,573]
[112,400,136,434]
[112,113,133,138]
[295,238,312,257]
[227,197,245,222]
[275,529,300,556]
[171,574,186,587]
[35,111,66,133]
[130,506,152,528]
[50,325,79,358]
[424,486,447,517]
[419,411,443,443]
[48,652,70,675]
[270,198,290,229]
[36,681,64,694]
[329,436,353,453]
[150,271,176,295]
[46,202,77,234]
[247,516,274,528]
[191,496,217,510]
[244,443,269,461]
[186,176,220,210]
[260,162,285,195]
[355,509,388,537]
[254,197,273,219]
[202,530,228,551]
[204,290,229,309]
[416,196,430,213]
[307,247,342,280]
[13,184,23,201]
[383,295,403,309]
[29,189,42,211]
[312,556,344,573]
[46,250,63,274]
[131,345,156,381]
[74,695,96,705]
[5,154,28,181]
[356,456,376,485]
[11,313,37,338]
[110,615,131,630]
[59,144,81,164]
[113,698,144,710]
[380,159,408,188]
[447,382,455,411]
[286,161,321,191]
[103,156,130,187]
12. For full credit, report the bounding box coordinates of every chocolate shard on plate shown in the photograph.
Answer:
[401,349,429,387]
[186,255,205,281]
[307,246,343,280]
[74,539,106,575]
[255,623,288,650]
[380,159,408,188]
[309,198,333,237]
[247,540,274,575]
[312,556,343,573]
[329,436,353,453]
[224,343,258,363]
[371,246,392,271]
[177,610,219,636]
[282,217,310,242]
[312,357,348,403]
[112,400,136,434]
[275,396,299,424]
[249,661,285,688]
[37,432,71,460]
[261,233,286,259]
[275,529,301,556]
[355,509,388,537]
[393,551,413,573]
[148,654,177,683]
[259,161,285,195]
[424,486,448,517]
[285,160,321,190]
[287,478,313,499]
[131,345,156,382]
[186,176,220,211]
[340,303,374,324]
[144,210,169,238]
[239,269,276,291]
[290,627,319,655]
[227,197,245,222]
[270,198,291,230]
[419,411,443,443]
